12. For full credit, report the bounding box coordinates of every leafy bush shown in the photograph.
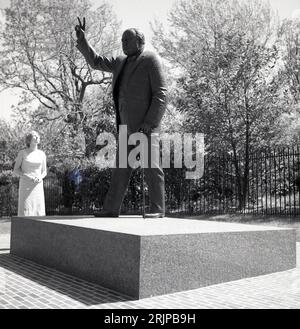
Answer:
[0,170,18,216]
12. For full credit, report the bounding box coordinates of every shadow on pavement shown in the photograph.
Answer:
[0,253,134,306]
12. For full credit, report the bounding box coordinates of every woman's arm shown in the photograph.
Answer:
[13,150,36,181]
[13,151,32,180]
[13,151,24,177]
[40,152,47,180]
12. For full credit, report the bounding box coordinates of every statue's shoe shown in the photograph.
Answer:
[94,210,119,218]
[144,212,164,219]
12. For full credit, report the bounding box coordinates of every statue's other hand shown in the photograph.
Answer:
[75,16,86,40]
[139,122,153,135]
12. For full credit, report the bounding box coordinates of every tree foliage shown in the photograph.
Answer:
[0,0,121,158]
[151,0,287,208]
[279,18,300,104]
[152,0,283,152]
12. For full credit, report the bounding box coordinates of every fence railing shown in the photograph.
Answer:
[164,147,300,217]
[1,147,300,217]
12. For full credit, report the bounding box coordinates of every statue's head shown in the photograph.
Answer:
[121,28,145,56]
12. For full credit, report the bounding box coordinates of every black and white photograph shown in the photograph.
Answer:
[0,0,300,316]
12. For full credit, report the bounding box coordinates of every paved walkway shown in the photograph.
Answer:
[0,233,299,309]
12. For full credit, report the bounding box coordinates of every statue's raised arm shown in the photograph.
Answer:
[75,17,85,41]
[75,16,117,73]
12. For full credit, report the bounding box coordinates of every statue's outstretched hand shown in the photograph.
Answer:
[139,122,153,135]
[75,17,86,41]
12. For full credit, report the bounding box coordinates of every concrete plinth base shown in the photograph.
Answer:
[10,216,296,299]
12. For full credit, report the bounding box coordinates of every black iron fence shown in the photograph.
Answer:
[1,147,300,217]
[165,148,300,216]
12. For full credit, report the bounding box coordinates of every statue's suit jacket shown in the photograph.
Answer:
[76,38,167,133]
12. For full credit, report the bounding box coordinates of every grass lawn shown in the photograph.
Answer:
[0,218,11,234]
[187,214,300,241]
[1,214,300,241]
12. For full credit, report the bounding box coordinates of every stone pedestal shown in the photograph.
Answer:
[10,216,296,299]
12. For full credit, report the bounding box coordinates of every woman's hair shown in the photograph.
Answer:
[25,131,40,148]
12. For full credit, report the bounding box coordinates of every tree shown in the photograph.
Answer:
[0,0,121,158]
[279,18,300,104]
[0,118,31,163]
[152,0,285,208]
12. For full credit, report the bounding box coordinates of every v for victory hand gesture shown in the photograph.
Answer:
[75,17,86,41]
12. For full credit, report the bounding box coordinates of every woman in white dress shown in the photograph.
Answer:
[13,131,47,216]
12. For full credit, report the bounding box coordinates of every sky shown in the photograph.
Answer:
[0,0,300,122]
